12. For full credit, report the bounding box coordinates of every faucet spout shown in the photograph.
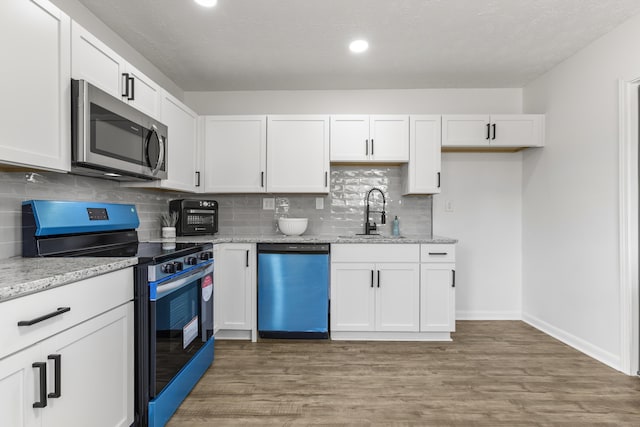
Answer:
[364,187,387,235]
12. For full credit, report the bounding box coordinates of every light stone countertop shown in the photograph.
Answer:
[168,234,458,244]
[0,257,138,303]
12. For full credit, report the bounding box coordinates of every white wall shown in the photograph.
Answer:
[434,153,523,319]
[522,13,640,370]
[49,0,183,100]
[186,88,525,319]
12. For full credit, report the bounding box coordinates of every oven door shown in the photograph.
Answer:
[149,262,213,398]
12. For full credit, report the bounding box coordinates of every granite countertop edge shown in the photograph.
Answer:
[0,257,138,303]
[171,234,458,244]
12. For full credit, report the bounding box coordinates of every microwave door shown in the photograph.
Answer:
[144,126,166,177]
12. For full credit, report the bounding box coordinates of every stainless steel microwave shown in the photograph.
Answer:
[71,79,168,181]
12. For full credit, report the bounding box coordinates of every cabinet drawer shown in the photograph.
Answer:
[0,268,133,359]
[332,244,419,263]
[421,244,456,262]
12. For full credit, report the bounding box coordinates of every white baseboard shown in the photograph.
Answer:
[522,312,622,372]
[456,310,521,320]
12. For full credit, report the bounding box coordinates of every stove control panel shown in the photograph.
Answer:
[148,247,213,282]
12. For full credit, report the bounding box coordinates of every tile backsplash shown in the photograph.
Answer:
[0,165,431,259]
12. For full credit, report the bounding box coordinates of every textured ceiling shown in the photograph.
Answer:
[76,0,640,91]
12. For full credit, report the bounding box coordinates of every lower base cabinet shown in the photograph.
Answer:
[330,243,456,341]
[0,269,134,427]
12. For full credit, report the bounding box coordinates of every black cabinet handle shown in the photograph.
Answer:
[428,252,448,256]
[437,172,441,188]
[32,362,47,408]
[128,76,135,101]
[452,270,456,287]
[121,73,130,98]
[48,354,61,398]
[365,139,369,155]
[377,270,381,288]
[195,171,201,187]
[370,270,374,288]
[486,123,491,139]
[492,123,496,140]
[18,307,70,326]
[261,171,264,188]
[324,171,328,187]
[246,250,249,267]
[371,139,374,155]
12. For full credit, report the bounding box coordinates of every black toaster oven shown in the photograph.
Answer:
[169,199,218,236]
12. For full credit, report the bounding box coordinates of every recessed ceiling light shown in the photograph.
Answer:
[349,39,369,53]
[194,0,218,7]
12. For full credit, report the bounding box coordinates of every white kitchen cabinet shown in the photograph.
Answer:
[71,21,161,120]
[442,114,544,148]
[330,115,409,162]
[420,244,456,333]
[0,0,70,172]
[402,115,442,195]
[123,90,201,192]
[267,116,330,193]
[214,243,257,341]
[331,244,420,336]
[204,116,267,193]
[0,268,134,427]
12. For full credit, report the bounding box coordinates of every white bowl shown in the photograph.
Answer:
[278,217,308,236]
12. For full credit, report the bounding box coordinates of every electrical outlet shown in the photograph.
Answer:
[316,197,324,210]
[263,198,275,210]
[445,200,454,212]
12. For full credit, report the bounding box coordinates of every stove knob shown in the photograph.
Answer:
[173,261,184,271]
[161,263,176,274]
[199,251,212,261]
[185,256,198,266]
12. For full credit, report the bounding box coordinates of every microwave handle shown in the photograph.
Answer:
[148,126,165,176]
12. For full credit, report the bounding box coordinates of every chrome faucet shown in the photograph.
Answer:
[363,187,386,235]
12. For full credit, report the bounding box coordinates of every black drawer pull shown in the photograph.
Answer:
[33,362,47,408]
[428,252,448,256]
[18,307,70,326]
[48,354,62,398]
[452,269,456,287]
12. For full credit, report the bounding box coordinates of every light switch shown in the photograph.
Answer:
[445,200,454,212]
[316,197,324,210]
[263,198,275,210]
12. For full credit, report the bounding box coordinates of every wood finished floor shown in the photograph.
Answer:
[168,321,640,426]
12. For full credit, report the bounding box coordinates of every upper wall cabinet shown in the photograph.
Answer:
[71,21,161,120]
[123,90,201,192]
[402,115,442,195]
[330,115,409,162]
[204,116,267,193]
[267,116,330,193]
[0,0,71,172]
[442,114,544,149]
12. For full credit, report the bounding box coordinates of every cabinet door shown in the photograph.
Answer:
[369,116,409,161]
[44,303,134,427]
[0,0,70,172]
[420,264,455,332]
[375,263,420,332]
[204,116,266,193]
[158,91,199,191]
[267,116,330,193]
[329,115,370,161]
[71,21,125,98]
[491,115,544,147]
[0,344,42,427]
[330,263,376,332]
[216,244,255,331]
[403,115,441,194]
[124,64,161,120]
[441,115,490,147]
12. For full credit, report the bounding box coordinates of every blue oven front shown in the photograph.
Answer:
[147,261,214,427]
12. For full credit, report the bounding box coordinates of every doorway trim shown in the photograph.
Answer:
[618,78,639,375]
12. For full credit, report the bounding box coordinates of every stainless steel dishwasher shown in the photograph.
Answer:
[257,243,330,339]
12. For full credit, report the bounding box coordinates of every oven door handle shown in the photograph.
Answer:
[155,263,213,299]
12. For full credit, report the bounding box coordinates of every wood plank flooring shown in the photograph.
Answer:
[168,321,640,426]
